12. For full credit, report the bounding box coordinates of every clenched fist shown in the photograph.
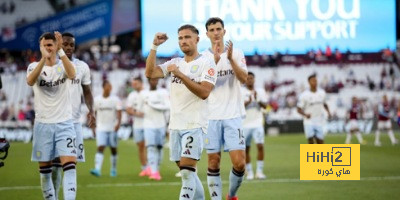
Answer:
[153,33,168,46]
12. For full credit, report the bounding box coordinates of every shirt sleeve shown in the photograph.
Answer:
[115,97,123,110]
[81,61,91,85]
[126,92,134,108]
[26,62,38,78]
[200,57,217,85]
[297,93,306,108]
[322,90,327,104]
[159,58,176,78]
[235,49,247,72]
[258,89,268,103]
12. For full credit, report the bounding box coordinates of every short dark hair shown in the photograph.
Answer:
[62,32,74,38]
[38,32,56,43]
[102,80,110,88]
[205,17,224,31]
[133,76,142,82]
[308,74,317,81]
[178,24,199,35]
[248,72,255,77]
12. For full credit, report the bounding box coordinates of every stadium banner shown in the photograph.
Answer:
[300,144,360,180]
[0,0,139,50]
[141,0,396,56]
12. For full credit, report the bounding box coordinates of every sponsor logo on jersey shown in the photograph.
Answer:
[71,78,80,85]
[217,69,234,77]
[241,58,247,65]
[208,68,215,76]
[204,75,215,82]
[171,76,196,84]
[39,78,67,87]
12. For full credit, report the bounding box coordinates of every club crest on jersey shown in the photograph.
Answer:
[56,65,63,75]
[190,65,199,73]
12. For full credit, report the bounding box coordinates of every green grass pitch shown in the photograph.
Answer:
[1,133,399,199]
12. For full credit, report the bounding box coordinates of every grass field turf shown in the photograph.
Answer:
[1,133,399,200]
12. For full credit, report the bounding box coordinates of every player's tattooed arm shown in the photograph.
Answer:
[226,40,247,84]
[145,33,169,79]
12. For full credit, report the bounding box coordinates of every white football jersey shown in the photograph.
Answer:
[141,88,170,128]
[242,87,268,128]
[70,58,91,123]
[202,48,247,120]
[126,90,144,129]
[297,89,327,125]
[159,54,217,131]
[27,60,74,123]
[94,95,122,132]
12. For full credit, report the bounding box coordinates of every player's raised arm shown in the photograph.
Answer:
[26,39,49,86]
[226,40,248,83]
[55,31,75,79]
[145,33,169,78]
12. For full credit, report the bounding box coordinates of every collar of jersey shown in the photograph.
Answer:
[208,47,227,54]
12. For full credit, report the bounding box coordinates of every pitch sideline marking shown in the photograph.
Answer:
[1,176,400,191]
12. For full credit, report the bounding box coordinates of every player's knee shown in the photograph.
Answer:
[256,144,264,151]
[245,146,251,154]
[208,154,221,169]
[137,141,145,149]
[97,146,105,152]
[52,157,62,168]
[52,157,61,163]
[233,161,246,172]
[232,155,246,171]
[111,148,117,155]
